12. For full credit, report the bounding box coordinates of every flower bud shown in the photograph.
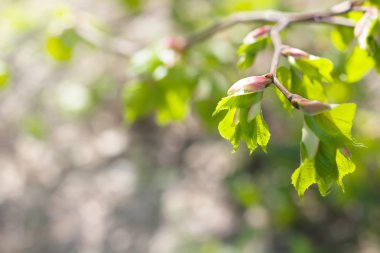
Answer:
[291,96,332,115]
[243,26,271,44]
[281,46,310,59]
[163,36,187,52]
[227,74,273,95]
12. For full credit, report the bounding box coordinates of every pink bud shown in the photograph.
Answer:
[227,74,273,95]
[243,26,271,44]
[340,147,352,158]
[281,46,310,59]
[292,97,332,115]
[163,36,186,52]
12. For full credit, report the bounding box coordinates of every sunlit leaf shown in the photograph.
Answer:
[237,37,267,69]
[345,46,375,82]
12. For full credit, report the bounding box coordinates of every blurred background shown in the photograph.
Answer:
[0,0,380,252]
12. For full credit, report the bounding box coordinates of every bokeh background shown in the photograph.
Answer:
[0,0,380,252]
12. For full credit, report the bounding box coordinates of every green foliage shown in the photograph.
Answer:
[292,104,357,199]
[213,92,270,153]
[46,28,80,61]
[237,36,268,69]
[345,46,375,82]
[0,61,10,90]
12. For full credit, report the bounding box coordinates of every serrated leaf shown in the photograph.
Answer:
[214,92,263,115]
[336,149,356,191]
[292,159,316,201]
[314,142,338,196]
[218,108,241,150]
[293,103,359,199]
[255,112,270,153]
[215,92,270,153]
[304,103,357,147]
[237,37,267,69]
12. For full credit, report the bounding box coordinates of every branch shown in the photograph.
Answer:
[184,2,356,50]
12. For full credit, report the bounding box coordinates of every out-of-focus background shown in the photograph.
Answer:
[0,0,380,252]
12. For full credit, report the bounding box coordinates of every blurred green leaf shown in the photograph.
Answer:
[331,26,354,52]
[345,46,375,82]
[237,37,267,69]
[0,61,10,90]
[46,29,79,61]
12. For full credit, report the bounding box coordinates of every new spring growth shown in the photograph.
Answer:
[281,46,310,59]
[291,95,332,115]
[354,7,379,49]
[243,26,271,44]
[227,74,273,95]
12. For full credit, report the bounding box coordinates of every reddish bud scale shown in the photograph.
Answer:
[281,47,310,59]
[227,74,273,95]
[340,147,352,158]
[292,97,332,115]
[243,26,271,44]
[163,36,187,52]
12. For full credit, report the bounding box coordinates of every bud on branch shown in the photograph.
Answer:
[291,96,332,115]
[227,74,273,95]
[281,46,310,59]
[243,26,272,44]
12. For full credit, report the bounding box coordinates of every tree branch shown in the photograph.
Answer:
[184,2,356,50]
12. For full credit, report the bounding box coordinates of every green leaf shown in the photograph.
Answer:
[314,142,338,196]
[292,103,359,199]
[255,112,270,153]
[336,149,356,191]
[304,103,357,147]
[214,92,263,115]
[214,92,270,153]
[218,108,241,150]
[292,56,334,83]
[292,159,316,201]
[123,82,158,123]
[46,28,79,61]
[237,37,267,69]
[0,61,10,90]
[345,46,375,83]
[331,26,355,52]
[369,0,380,8]
[276,67,293,112]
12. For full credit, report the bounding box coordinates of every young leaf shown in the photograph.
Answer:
[214,92,270,153]
[237,38,267,69]
[345,46,375,82]
[276,67,293,112]
[292,103,358,199]
[237,27,270,69]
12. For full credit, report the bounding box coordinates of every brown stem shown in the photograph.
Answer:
[184,2,357,50]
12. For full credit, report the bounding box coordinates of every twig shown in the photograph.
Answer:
[183,1,362,108]
[184,3,356,50]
